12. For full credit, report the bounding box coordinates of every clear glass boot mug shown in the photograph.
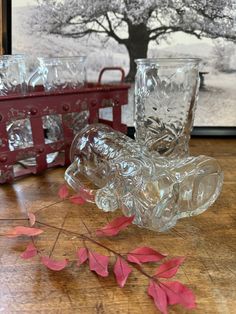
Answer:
[65,124,223,232]
[134,58,200,158]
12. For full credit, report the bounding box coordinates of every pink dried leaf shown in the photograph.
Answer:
[20,243,38,259]
[28,212,36,227]
[147,280,168,314]
[69,194,86,205]
[113,256,132,288]
[126,254,142,266]
[160,281,196,309]
[76,247,88,266]
[5,226,43,238]
[96,215,135,237]
[58,184,69,199]
[155,257,185,279]
[88,250,109,277]
[41,256,68,271]
[127,247,166,264]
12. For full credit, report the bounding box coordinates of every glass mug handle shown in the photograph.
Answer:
[65,157,98,204]
[27,68,44,91]
[65,156,119,211]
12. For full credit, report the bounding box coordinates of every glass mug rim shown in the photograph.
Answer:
[0,54,26,61]
[135,57,201,65]
[27,55,87,91]
[37,55,86,64]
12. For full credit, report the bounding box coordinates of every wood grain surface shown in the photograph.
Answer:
[0,138,236,314]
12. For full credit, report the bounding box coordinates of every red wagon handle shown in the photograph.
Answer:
[98,67,125,84]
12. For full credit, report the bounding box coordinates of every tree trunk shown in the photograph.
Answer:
[125,23,149,82]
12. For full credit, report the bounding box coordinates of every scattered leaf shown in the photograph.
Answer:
[58,184,69,199]
[113,256,132,288]
[148,280,168,314]
[96,215,135,237]
[5,226,43,238]
[155,257,185,279]
[88,250,109,277]
[20,243,38,259]
[160,281,196,309]
[41,256,68,271]
[127,247,166,265]
[28,212,36,227]
[76,247,88,266]
[70,194,86,205]
[126,254,142,265]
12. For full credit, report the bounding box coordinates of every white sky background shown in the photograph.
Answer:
[13,0,37,6]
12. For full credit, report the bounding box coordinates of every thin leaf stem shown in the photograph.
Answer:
[34,199,66,215]
[35,220,154,279]
[49,213,68,258]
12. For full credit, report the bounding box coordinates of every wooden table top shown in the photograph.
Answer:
[0,138,236,314]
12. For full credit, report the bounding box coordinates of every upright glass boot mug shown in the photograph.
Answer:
[65,124,223,232]
[134,58,201,158]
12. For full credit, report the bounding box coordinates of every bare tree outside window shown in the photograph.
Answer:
[32,0,235,82]
[11,0,236,128]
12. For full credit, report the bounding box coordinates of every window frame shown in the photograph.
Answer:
[3,0,236,137]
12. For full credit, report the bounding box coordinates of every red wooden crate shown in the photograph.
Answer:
[0,68,130,183]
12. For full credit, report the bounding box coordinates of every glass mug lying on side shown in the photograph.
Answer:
[65,124,223,232]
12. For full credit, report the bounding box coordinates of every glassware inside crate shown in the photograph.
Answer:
[28,56,87,92]
[0,54,27,96]
[0,66,130,183]
[7,115,63,166]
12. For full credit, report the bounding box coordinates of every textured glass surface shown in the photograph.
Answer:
[28,56,86,92]
[65,124,223,232]
[7,115,63,166]
[134,58,200,158]
[0,55,27,96]
[69,111,89,134]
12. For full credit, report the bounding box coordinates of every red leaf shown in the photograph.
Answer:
[148,280,168,314]
[20,243,38,259]
[155,257,185,278]
[28,212,36,227]
[5,226,43,238]
[70,194,86,205]
[58,184,69,199]
[113,256,132,288]
[88,250,109,277]
[127,247,166,264]
[96,215,135,237]
[160,281,196,309]
[41,256,68,271]
[76,248,88,266]
[127,254,142,265]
